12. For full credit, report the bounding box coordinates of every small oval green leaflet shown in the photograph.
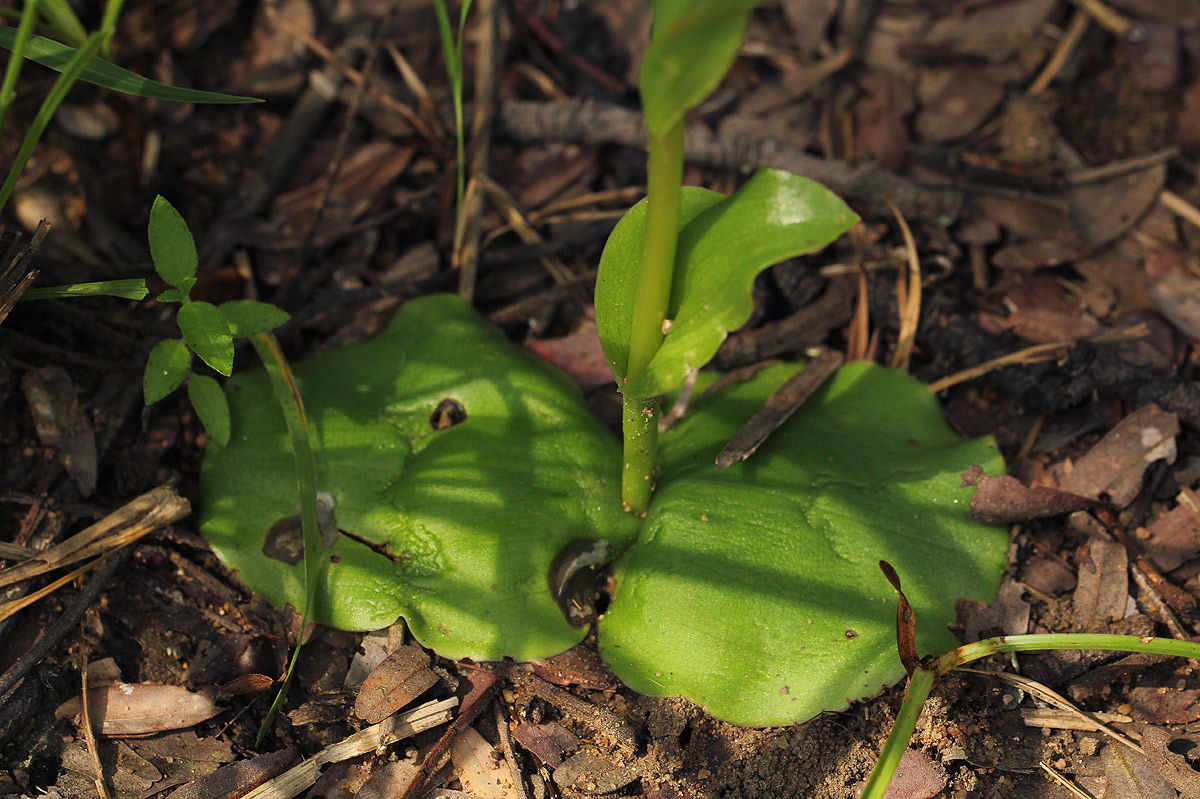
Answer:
[188,373,231,447]
[595,169,858,395]
[143,338,190,404]
[599,361,1008,725]
[177,301,233,377]
[200,295,640,661]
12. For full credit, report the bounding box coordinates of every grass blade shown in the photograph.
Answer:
[19,278,148,301]
[0,28,261,103]
[0,0,40,138]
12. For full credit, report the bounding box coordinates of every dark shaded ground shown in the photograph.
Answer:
[4,0,1200,797]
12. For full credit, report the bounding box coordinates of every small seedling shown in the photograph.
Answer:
[431,0,474,228]
[861,563,1200,798]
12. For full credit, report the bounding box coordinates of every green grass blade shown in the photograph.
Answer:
[248,332,322,748]
[0,0,40,138]
[35,0,86,48]
[0,27,106,214]
[858,668,935,799]
[0,28,261,103]
[19,278,148,301]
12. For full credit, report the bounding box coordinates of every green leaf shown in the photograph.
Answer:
[20,278,148,301]
[596,169,858,395]
[598,361,1008,725]
[143,338,191,404]
[198,294,640,661]
[188,373,231,447]
[639,0,759,139]
[219,300,290,337]
[157,289,184,303]
[148,196,198,289]
[0,28,261,104]
[178,301,234,377]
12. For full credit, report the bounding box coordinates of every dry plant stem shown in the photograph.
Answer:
[1028,8,1090,96]
[400,670,499,799]
[1161,189,1200,232]
[454,0,497,303]
[0,547,129,701]
[885,198,920,370]
[79,630,111,799]
[622,118,684,515]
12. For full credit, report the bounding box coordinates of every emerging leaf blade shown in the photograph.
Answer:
[622,169,858,397]
[148,196,198,289]
[188,373,231,446]
[143,338,191,404]
[639,0,759,139]
[0,29,261,103]
[178,301,234,377]
[220,299,290,337]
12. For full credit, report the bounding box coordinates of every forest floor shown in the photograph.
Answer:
[4,0,1200,797]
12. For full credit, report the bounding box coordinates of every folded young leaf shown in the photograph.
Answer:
[639,0,760,139]
[596,169,858,397]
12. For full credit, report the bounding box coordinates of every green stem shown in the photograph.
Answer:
[619,117,684,514]
[858,668,935,799]
[625,118,685,380]
[622,395,659,515]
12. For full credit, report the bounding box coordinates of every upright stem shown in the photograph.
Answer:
[620,118,684,515]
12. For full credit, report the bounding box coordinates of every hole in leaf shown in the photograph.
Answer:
[549,538,613,628]
[430,398,467,430]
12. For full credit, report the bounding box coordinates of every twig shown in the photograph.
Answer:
[399,670,499,799]
[1028,9,1090,96]
[491,99,964,224]
[884,197,920,370]
[494,701,530,799]
[0,548,128,701]
[1160,189,1200,232]
[79,628,110,799]
[455,0,499,303]
[1069,0,1132,36]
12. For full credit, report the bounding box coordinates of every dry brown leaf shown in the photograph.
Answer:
[1058,404,1179,507]
[354,643,439,724]
[21,365,97,496]
[56,684,220,736]
[1072,538,1129,631]
[450,726,520,799]
[962,465,1096,524]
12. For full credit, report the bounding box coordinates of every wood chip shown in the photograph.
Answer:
[715,349,843,469]
[354,644,439,724]
[55,684,220,736]
[1058,404,1179,508]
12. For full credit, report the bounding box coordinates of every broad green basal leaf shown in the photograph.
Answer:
[598,361,1007,726]
[639,0,760,139]
[596,169,858,396]
[200,294,639,661]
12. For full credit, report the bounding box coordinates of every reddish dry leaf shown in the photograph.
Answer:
[511,721,581,768]
[914,66,1006,143]
[56,683,220,736]
[354,643,439,724]
[1072,538,1129,631]
[1067,163,1166,250]
[165,747,297,799]
[553,751,638,794]
[1148,271,1200,343]
[1142,502,1200,572]
[852,749,946,799]
[915,0,1056,60]
[961,465,1096,524]
[1117,21,1180,92]
[1100,740,1178,799]
[451,726,520,799]
[524,319,614,389]
[531,644,619,690]
[1128,686,1200,724]
[21,365,97,496]
[1058,404,1179,507]
[1140,727,1200,798]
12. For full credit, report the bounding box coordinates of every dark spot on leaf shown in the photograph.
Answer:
[430,398,467,430]
[844,629,858,639]
[330,553,341,563]
[264,517,304,564]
